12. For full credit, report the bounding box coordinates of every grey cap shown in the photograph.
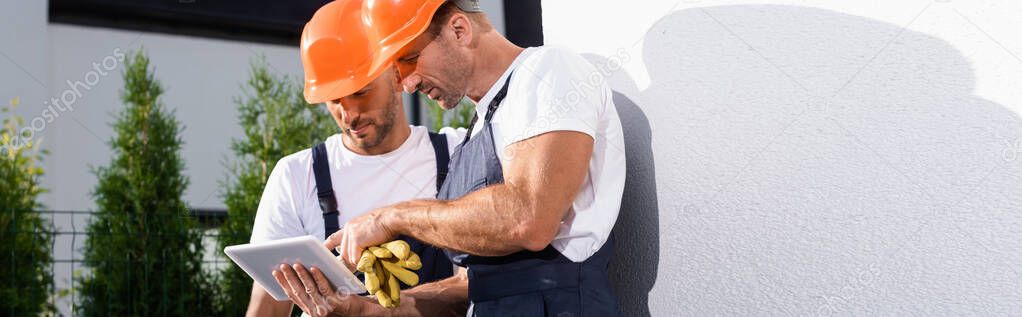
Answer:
[452,0,483,13]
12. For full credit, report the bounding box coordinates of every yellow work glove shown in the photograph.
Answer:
[353,240,423,308]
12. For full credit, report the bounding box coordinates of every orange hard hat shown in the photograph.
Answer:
[301,0,385,104]
[302,0,481,103]
[362,0,448,73]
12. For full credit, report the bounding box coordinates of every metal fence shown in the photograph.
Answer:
[5,210,236,316]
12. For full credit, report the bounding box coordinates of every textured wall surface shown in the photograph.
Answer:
[544,1,1022,315]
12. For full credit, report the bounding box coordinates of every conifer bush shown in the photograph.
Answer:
[78,50,214,316]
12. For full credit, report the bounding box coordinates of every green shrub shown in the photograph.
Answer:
[0,97,55,316]
[77,50,214,316]
[215,58,336,316]
[424,94,475,131]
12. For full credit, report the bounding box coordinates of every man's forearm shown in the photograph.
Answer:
[371,132,591,258]
[399,269,469,317]
[246,282,293,317]
[383,183,551,256]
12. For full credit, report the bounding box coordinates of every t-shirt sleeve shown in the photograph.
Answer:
[249,157,307,243]
[495,47,606,146]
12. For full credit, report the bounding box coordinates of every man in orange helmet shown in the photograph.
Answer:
[251,1,471,316]
[282,0,627,316]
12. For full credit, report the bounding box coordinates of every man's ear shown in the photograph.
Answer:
[448,13,474,46]
[388,66,403,93]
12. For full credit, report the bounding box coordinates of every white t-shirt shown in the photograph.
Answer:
[469,46,627,262]
[250,126,465,243]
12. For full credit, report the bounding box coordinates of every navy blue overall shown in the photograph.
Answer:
[311,133,454,289]
[437,73,622,316]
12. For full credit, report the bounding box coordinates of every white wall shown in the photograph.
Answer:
[544,1,1022,315]
[4,1,305,214]
[479,0,505,35]
[43,25,305,211]
[0,0,48,155]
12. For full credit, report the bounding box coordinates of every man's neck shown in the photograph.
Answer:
[466,32,526,102]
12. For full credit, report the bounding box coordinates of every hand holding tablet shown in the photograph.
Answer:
[224,236,364,301]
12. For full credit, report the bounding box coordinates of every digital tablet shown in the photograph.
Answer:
[224,235,365,301]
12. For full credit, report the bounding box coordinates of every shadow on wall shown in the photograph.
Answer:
[603,85,660,316]
[592,5,1021,316]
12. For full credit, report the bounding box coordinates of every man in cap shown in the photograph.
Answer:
[250,1,471,316]
[281,0,627,315]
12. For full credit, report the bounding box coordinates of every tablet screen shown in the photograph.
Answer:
[224,235,365,301]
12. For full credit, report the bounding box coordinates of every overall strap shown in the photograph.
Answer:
[311,143,340,240]
[427,132,450,192]
[463,72,515,143]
